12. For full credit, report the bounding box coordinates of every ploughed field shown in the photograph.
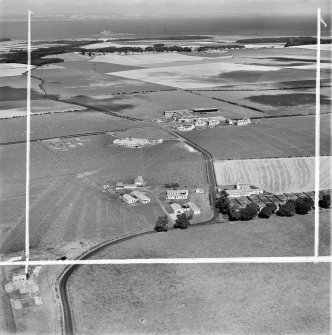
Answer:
[214,156,331,194]
[182,115,331,160]
[68,213,330,335]
[0,135,208,254]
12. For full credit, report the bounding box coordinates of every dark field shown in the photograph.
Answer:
[0,137,208,254]
[0,111,144,143]
[183,115,331,159]
[68,213,330,335]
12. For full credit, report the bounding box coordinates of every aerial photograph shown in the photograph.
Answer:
[0,0,331,334]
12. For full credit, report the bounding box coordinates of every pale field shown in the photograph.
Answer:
[83,42,148,49]
[214,156,331,194]
[91,52,207,66]
[68,213,330,335]
[0,64,35,77]
[0,136,208,254]
[289,44,332,51]
[111,61,283,89]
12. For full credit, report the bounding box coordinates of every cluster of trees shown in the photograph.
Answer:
[0,40,96,66]
[196,44,244,52]
[235,36,332,47]
[216,192,330,222]
[285,37,332,47]
[154,212,194,232]
[79,43,192,54]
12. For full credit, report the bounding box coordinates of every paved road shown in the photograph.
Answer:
[32,76,220,334]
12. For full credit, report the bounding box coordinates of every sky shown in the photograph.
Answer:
[1,0,331,17]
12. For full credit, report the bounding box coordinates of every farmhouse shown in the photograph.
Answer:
[178,124,195,131]
[236,118,251,126]
[113,137,149,147]
[225,182,263,198]
[122,194,138,204]
[183,143,197,152]
[131,190,151,204]
[208,119,219,126]
[193,107,218,113]
[116,176,144,190]
[187,201,201,214]
[195,119,208,127]
[113,138,163,147]
[166,189,189,200]
[171,203,184,215]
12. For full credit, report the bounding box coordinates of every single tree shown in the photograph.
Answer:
[154,215,169,232]
[258,206,273,218]
[215,197,230,214]
[277,200,295,217]
[240,205,256,221]
[266,202,278,213]
[319,194,331,208]
[228,208,241,221]
[295,197,312,215]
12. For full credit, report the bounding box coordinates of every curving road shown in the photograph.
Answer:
[57,127,219,335]
[33,74,219,334]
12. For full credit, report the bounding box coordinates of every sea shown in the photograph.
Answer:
[0,15,331,41]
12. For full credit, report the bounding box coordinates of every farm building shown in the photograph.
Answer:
[236,118,251,126]
[284,193,299,200]
[195,188,204,194]
[248,196,266,210]
[193,107,218,113]
[225,118,234,125]
[225,182,263,198]
[171,203,184,215]
[187,201,201,215]
[257,195,274,204]
[116,176,145,190]
[122,194,138,204]
[131,190,150,204]
[183,143,197,152]
[182,204,191,212]
[195,119,208,127]
[13,275,26,284]
[178,124,195,131]
[166,189,189,200]
[208,119,219,126]
[113,137,150,147]
[266,195,284,208]
[275,194,288,202]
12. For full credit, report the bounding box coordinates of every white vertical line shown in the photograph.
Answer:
[25,10,32,275]
[314,8,321,259]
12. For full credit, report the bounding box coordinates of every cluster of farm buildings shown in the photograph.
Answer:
[113,137,163,148]
[161,108,251,131]
[219,182,331,211]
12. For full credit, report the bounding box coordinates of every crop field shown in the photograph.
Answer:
[197,87,331,116]
[32,65,172,98]
[183,114,331,159]
[214,156,331,194]
[68,213,330,335]
[0,111,144,143]
[0,136,208,254]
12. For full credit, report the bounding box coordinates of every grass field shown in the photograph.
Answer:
[0,136,208,254]
[0,63,35,77]
[68,213,330,335]
[183,114,331,159]
[214,156,331,194]
[0,111,144,143]
[198,88,331,116]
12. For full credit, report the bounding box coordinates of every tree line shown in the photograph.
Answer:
[215,191,330,222]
